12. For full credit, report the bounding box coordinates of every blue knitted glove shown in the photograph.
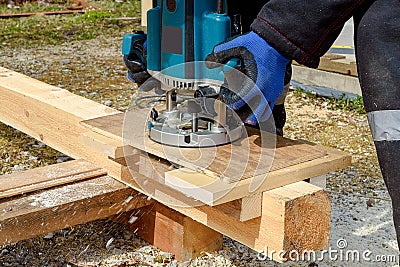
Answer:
[206,31,289,125]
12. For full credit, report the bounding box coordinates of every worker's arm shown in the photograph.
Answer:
[251,0,367,68]
[207,0,368,125]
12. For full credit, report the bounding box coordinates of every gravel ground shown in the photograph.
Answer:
[0,34,398,266]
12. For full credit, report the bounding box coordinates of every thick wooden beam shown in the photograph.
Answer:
[0,175,151,245]
[114,203,223,261]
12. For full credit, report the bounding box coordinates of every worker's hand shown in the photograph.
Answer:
[123,37,151,86]
[123,37,164,94]
[206,31,289,125]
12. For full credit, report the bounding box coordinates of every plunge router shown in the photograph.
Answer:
[122,0,244,147]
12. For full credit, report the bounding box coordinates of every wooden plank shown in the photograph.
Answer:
[163,145,349,205]
[115,203,223,261]
[319,57,358,77]
[120,167,331,261]
[0,67,123,177]
[0,160,106,199]
[294,53,358,77]
[81,112,328,183]
[0,175,152,246]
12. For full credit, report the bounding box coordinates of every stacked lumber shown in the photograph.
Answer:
[0,66,351,261]
[80,112,347,207]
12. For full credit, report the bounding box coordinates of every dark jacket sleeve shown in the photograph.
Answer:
[227,0,266,33]
[251,0,369,68]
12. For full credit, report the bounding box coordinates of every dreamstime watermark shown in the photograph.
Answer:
[257,239,399,263]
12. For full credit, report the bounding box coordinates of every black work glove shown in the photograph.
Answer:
[123,37,151,86]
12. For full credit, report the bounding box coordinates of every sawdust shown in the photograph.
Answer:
[27,180,104,208]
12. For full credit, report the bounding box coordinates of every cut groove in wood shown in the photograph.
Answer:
[215,193,262,221]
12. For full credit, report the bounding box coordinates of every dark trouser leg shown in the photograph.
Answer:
[374,141,400,243]
[272,63,292,136]
[354,0,400,247]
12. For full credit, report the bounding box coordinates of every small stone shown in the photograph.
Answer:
[103,100,112,106]
[43,232,54,239]
[366,199,375,208]
[28,156,38,161]
[60,59,70,65]
[37,67,48,74]
[106,237,114,249]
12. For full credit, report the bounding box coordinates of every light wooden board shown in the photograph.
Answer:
[0,175,152,246]
[294,53,358,77]
[81,112,328,183]
[0,160,106,199]
[0,66,123,177]
[163,146,349,205]
[136,150,262,221]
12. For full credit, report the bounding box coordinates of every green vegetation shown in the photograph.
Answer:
[0,0,141,48]
[294,87,366,114]
[293,87,317,98]
[326,93,365,114]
